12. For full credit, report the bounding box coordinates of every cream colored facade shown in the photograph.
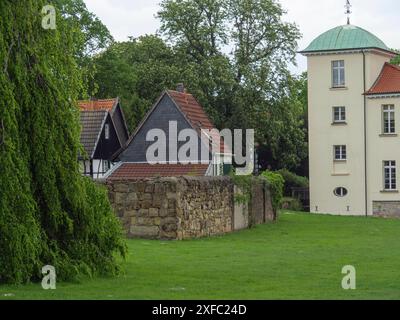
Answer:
[306,50,398,216]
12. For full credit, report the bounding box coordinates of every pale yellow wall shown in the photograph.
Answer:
[365,52,392,89]
[366,97,400,215]
[307,51,392,216]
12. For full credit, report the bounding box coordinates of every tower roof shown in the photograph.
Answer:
[301,25,395,55]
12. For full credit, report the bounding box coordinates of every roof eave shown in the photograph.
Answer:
[300,47,398,57]
[365,92,400,98]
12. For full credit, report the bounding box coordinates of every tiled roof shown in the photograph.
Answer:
[107,163,209,180]
[167,90,229,153]
[78,99,117,111]
[365,63,400,95]
[80,110,108,158]
[168,90,215,130]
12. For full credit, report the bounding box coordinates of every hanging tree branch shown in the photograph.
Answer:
[0,119,4,146]
[4,40,15,76]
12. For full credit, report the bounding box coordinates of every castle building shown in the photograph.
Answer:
[301,14,400,216]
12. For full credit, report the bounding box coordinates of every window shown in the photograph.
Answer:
[384,161,397,190]
[333,106,346,123]
[332,60,345,87]
[383,105,395,134]
[102,160,111,174]
[334,187,348,197]
[334,145,347,161]
[105,124,110,140]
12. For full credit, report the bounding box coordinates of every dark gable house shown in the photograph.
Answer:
[78,98,130,179]
[107,86,232,180]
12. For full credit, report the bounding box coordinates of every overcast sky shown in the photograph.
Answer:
[83,0,400,74]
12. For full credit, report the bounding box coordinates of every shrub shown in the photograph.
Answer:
[277,169,309,196]
[281,197,304,212]
[230,172,253,205]
[261,171,284,213]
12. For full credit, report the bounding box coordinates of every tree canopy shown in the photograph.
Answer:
[0,0,125,284]
[91,0,307,171]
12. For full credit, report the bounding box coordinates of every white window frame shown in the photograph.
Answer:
[334,187,348,197]
[333,106,346,123]
[102,160,111,174]
[334,145,347,161]
[383,161,397,191]
[382,105,395,134]
[332,60,345,87]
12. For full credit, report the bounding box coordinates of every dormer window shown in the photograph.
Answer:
[332,60,345,87]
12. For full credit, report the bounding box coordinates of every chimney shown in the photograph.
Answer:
[176,83,185,93]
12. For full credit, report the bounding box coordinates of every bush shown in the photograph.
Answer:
[277,169,309,196]
[261,171,284,213]
[281,197,303,212]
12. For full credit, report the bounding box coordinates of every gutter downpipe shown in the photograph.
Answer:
[363,50,368,217]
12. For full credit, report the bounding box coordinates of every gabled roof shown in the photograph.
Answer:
[78,99,118,112]
[168,90,215,130]
[167,90,229,153]
[118,90,230,161]
[107,163,209,180]
[365,63,400,96]
[80,110,108,159]
[79,98,130,147]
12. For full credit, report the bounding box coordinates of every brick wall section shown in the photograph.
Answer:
[105,176,275,240]
[373,201,400,218]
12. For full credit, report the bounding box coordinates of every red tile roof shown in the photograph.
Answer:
[167,90,230,154]
[107,163,209,180]
[78,99,117,111]
[168,90,215,130]
[365,63,400,95]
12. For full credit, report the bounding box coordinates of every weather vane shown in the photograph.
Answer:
[345,0,352,25]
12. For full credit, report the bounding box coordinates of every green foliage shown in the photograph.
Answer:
[54,0,114,96]
[230,173,253,205]
[277,169,309,196]
[261,171,284,212]
[91,35,186,130]
[90,0,307,170]
[391,54,400,65]
[0,0,125,284]
[281,197,303,212]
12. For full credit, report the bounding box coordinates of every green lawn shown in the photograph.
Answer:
[1,212,400,300]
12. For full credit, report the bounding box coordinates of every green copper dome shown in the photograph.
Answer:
[302,25,392,53]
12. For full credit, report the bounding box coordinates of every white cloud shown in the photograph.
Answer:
[83,0,400,74]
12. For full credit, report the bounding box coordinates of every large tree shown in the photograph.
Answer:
[0,0,125,284]
[54,0,114,96]
[91,35,187,129]
[91,0,307,170]
[158,0,305,169]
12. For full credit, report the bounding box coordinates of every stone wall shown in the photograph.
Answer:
[106,176,275,240]
[373,201,400,218]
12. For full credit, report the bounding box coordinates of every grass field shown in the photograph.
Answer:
[1,212,400,300]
